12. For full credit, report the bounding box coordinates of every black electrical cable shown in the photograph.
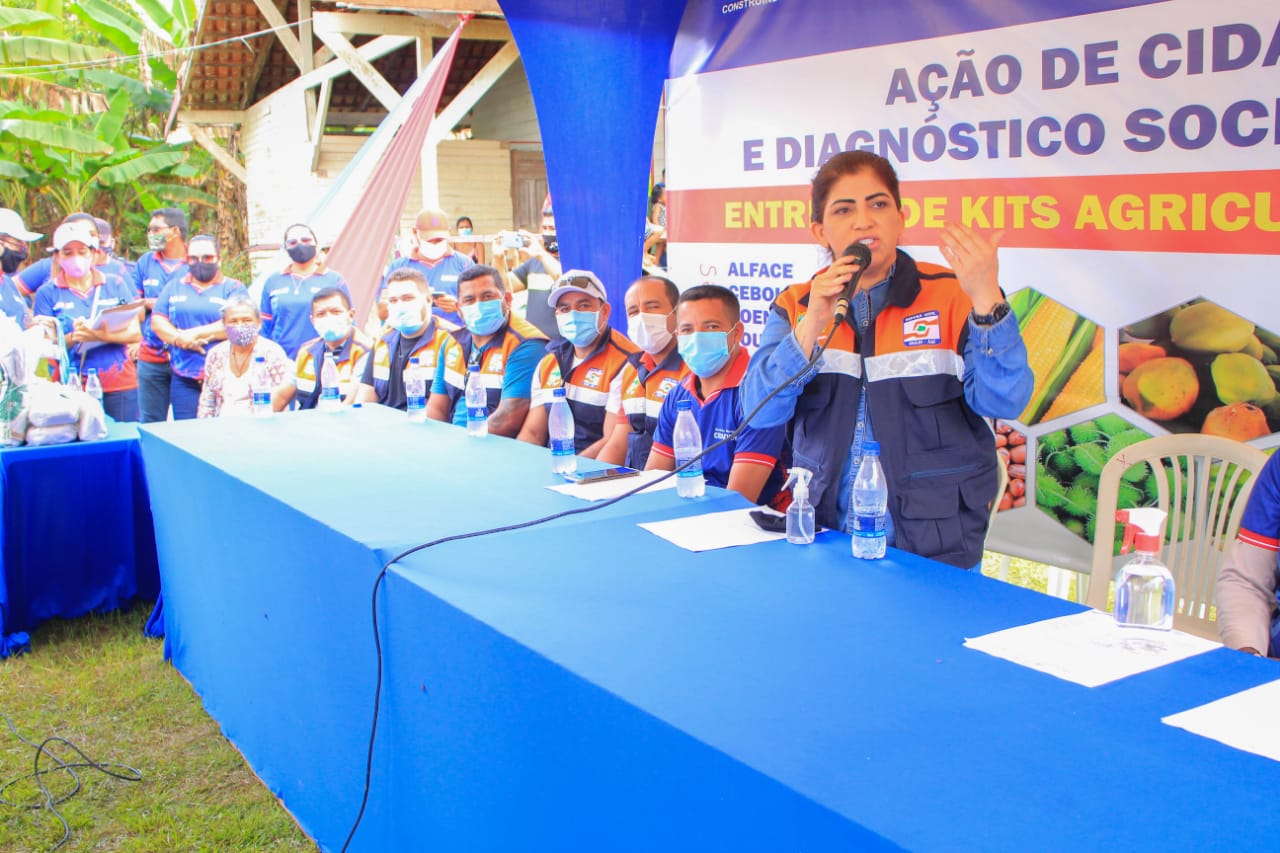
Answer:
[340,327,842,852]
[0,713,143,852]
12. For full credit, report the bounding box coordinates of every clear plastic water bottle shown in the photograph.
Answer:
[83,368,103,404]
[251,355,273,418]
[404,356,427,423]
[465,369,488,437]
[673,399,705,499]
[852,440,887,559]
[65,365,80,390]
[548,386,576,474]
[317,351,341,412]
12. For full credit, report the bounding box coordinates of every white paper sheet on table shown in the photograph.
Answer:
[638,507,786,552]
[963,609,1221,687]
[1163,678,1280,763]
[545,469,678,501]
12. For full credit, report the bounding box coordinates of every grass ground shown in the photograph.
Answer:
[0,604,315,852]
[0,553,1074,852]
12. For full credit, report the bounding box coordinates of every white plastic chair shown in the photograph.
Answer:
[1085,434,1268,640]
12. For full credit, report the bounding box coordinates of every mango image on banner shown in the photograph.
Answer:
[1118,298,1280,440]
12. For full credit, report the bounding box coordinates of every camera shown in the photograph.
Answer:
[500,231,525,250]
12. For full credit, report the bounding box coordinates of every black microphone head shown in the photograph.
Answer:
[841,242,872,266]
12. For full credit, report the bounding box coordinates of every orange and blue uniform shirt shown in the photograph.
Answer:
[132,252,189,364]
[153,273,247,379]
[614,348,689,469]
[433,315,547,426]
[32,269,139,392]
[651,347,785,503]
[293,331,373,410]
[530,328,639,452]
[360,317,458,410]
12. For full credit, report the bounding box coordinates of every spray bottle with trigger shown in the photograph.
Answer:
[785,467,815,545]
[1112,508,1175,631]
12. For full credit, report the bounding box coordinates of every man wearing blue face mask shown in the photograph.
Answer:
[647,285,786,505]
[276,287,373,410]
[427,265,547,437]
[355,268,458,410]
[517,270,640,456]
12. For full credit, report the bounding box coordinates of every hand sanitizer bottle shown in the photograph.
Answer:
[1113,508,1175,632]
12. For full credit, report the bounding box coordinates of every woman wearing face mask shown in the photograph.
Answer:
[645,285,786,505]
[151,235,248,420]
[0,208,41,327]
[259,223,351,360]
[197,296,292,418]
[32,221,143,421]
[454,216,485,265]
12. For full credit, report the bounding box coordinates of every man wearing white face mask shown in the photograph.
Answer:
[598,275,689,469]
[374,207,473,328]
[427,265,547,437]
[647,285,786,505]
[517,270,639,456]
[276,287,373,410]
[356,269,458,410]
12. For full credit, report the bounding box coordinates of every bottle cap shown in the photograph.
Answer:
[552,387,566,398]
[676,399,692,411]
[254,355,265,363]
[409,356,420,365]
[863,440,880,455]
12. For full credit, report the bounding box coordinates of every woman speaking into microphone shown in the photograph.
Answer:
[741,151,1033,569]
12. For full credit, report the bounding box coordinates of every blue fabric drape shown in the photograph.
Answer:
[500,0,688,328]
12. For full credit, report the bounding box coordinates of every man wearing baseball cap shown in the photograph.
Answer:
[0,208,41,326]
[517,269,639,457]
[374,207,473,327]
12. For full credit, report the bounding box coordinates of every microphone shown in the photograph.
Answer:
[831,242,872,326]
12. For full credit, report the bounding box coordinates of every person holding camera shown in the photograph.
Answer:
[493,197,561,338]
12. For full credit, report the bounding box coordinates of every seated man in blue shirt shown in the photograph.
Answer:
[647,285,785,505]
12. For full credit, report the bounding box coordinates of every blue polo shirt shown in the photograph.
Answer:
[259,267,351,359]
[153,274,248,379]
[0,273,29,326]
[33,271,138,392]
[132,252,189,362]
[651,347,786,504]
[376,252,473,326]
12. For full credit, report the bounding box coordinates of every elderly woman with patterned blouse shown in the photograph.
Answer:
[197,295,292,418]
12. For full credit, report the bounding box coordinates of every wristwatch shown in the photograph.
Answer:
[971,301,1010,326]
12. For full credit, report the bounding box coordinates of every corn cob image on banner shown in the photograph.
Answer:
[666,0,1280,568]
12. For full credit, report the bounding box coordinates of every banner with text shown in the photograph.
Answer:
[667,0,1280,570]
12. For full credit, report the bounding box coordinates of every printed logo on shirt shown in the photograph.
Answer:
[713,427,732,442]
[627,375,641,394]
[548,365,563,386]
[170,294,188,304]
[486,352,504,373]
[442,275,458,283]
[583,367,604,389]
[903,310,941,347]
[210,297,228,306]
[446,347,461,368]
[54,301,76,311]
[657,377,678,399]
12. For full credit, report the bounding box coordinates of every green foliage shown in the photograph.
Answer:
[0,0,211,242]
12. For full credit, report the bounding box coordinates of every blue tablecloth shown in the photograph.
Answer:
[0,421,160,656]
[139,407,1280,851]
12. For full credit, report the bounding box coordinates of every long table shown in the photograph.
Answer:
[139,407,1280,851]
[0,421,159,656]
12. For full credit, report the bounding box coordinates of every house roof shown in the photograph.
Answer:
[182,1,506,114]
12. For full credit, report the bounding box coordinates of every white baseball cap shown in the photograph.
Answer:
[0,209,41,242]
[547,270,607,308]
[52,220,98,251]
